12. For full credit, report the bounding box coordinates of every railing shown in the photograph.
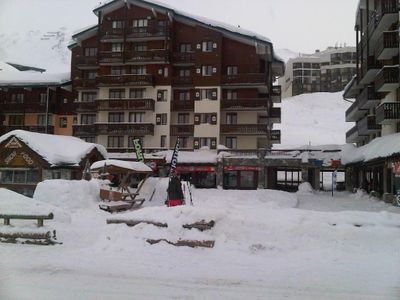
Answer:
[368,0,398,37]
[73,124,97,136]
[375,30,399,58]
[346,125,358,139]
[96,74,154,86]
[100,28,124,40]
[271,85,281,102]
[126,50,169,62]
[221,73,267,85]
[126,24,169,39]
[220,124,269,135]
[361,56,382,79]
[356,86,378,109]
[172,77,194,86]
[74,78,97,89]
[375,66,399,91]
[99,51,124,62]
[97,98,155,111]
[0,102,53,113]
[96,123,154,135]
[345,99,360,119]
[170,124,194,136]
[75,56,98,66]
[376,102,400,124]
[75,101,98,112]
[172,52,196,64]
[357,115,381,134]
[3,125,54,134]
[220,98,268,110]
[171,100,195,111]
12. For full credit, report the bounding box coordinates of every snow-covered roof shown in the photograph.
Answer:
[152,149,218,164]
[0,130,108,167]
[342,133,400,165]
[91,159,152,173]
[0,62,70,87]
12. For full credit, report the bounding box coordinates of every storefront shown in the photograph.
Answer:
[223,165,259,190]
[176,165,216,188]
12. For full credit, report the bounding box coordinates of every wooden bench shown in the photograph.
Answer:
[99,198,145,213]
[0,213,54,227]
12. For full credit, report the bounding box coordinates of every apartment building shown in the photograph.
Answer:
[0,62,75,136]
[69,0,284,153]
[343,0,399,198]
[280,46,357,98]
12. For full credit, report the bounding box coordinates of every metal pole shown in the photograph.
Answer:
[45,86,50,133]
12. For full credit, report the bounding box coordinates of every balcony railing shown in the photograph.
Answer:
[221,73,267,85]
[361,56,382,80]
[126,23,169,39]
[220,98,269,110]
[375,66,399,92]
[172,52,196,64]
[96,74,154,86]
[0,102,52,113]
[376,102,400,124]
[171,100,195,111]
[170,124,194,136]
[99,51,124,63]
[73,124,97,136]
[75,56,98,66]
[75,101,98,112]
[97,98,155,111]
[346,125,359,143]
[220,124,269,135]
[172,77,194,86]
[100,28,124,40]
[3,125,54,134]
[96,123,154,135]
[357,86,379,109]
[375,30,399,60]
[368,0,398,38]
[271,85,281,103]
[74,78,97,89]
[126,50,169,62]
[357,115,381,134]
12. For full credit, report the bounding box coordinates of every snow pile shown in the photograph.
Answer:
[91,159,152,173]
[34,179,101,212]
[0,188,54,215]
[0,130,107,166]
[297,182,314,195]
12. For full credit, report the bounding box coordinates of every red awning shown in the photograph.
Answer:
[176,165,216,173]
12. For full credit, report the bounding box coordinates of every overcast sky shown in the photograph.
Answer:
[0,0,359,53]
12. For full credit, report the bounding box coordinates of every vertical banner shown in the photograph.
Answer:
[133,139,145,163]
[332,170,337,197]
[169,138,180,177]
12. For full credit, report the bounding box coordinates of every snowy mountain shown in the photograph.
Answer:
[276,92,353,148]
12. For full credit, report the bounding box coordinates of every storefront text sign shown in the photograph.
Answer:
[4,151,17,165]
[3,151,34,166]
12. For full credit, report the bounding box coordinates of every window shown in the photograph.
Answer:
[59,117,68,128]
[179,68,191,77]
[227,66,238,75]
[37,114,52,126]
[200,89,217,100]
[129,112,145,123]
[156,113,167,125]
[226,113,237,125]
[52,171,62,180]
[0,169,39,184]
[226,90,237,100]
[129,89,145,99]
[109,89,125,99]
[108,136,124,148]
[11,93,24,103]
[108,112,125,123]
[83,70,97,79]
[84,47,97,57]
[180,43,191,53]
[81,114,96,125]
[14,170,26,183]
[133,19,148,28]
[128,136,144,148]
[111,67,125,76]
[26,169,39,183]
[81,92,97,102]
[200,138,212,147]
[112,20,124,29]
[131,66,146,75]
[134,43,147,52]
[157,90,168,102]
[160,135,166,148]
[9,115,24,126]
[39,93,47,104]
[202,65,213,76]
[111,43,123,52]
[179,91,190,101]
[202,41,213,52]
[226,137,237,149]
[180,137,188,149]
[81,136,96,143]
[178,113,189,124]
[200,114,211,124]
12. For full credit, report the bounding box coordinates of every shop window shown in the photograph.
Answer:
[240,171,255,189]
[14,170,26,183]
[26,170,39,183]
[224,171,238,189]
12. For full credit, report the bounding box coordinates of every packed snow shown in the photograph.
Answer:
[1,179,400,299]
[91,159,152,173]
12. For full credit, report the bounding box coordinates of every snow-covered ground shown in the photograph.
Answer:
[1,180,400,299]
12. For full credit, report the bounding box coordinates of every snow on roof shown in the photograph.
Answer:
[91,159,152,173]
[0,130,108,167]
[0,61,70,86]
[342,133,400,165]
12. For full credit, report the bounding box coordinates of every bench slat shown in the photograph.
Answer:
[0,213,54,220]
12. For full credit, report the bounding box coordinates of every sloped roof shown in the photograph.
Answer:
[0,130,108,167]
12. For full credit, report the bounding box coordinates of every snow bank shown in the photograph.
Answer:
[34,179,101,212]
[91,159,152,173]
[0,188,53,215]
[297,182,314,194]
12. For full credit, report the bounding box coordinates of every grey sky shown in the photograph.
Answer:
[1,0,359,53]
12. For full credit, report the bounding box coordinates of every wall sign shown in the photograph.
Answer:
[5,137,22,149]
[4,151,17,165]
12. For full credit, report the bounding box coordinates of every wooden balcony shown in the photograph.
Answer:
[220,124,269,135]
[126,23,170,40]
[74,78,97,89]
[96,74,154,86]
[172,52,195,65]
[76,101,98,112]
[75,56,98,68]
[357,115,381,135]
[271,86,281,103]
[221,73,267,86]
[100,28,124,41]
[170,124,194,136]
[73,124,97,136]
[97,98,155,111]
[375,30,399,60]
[171,100,194,111]
[99,51,124,63]
[0,102,52,113]
[96,123,154,135]
[360,56,382,84]
[3,125,54,134]
[375,66,399,92]
[172,77,194,86]
[126,50,169,63]
[376,102,400,124]
[220,98,269,111]
[357,86,379,109]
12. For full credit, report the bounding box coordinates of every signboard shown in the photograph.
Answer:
[5,137,22,149]
[176,166,216,173]
[3,151,35,166]
[224,166,260,171]
[133,139,144,163]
